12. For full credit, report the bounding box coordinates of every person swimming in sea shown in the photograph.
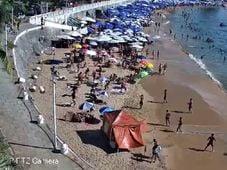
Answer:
[200,55,205,59]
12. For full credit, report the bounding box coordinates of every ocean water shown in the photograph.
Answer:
[169,6,227,91]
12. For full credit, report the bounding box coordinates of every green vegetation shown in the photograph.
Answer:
[0,135,17,169]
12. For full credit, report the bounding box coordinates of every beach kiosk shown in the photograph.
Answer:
[101,110,146,150]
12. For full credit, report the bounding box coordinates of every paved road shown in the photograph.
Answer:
[0,34,82,170]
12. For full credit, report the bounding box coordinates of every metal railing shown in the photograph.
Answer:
[29,0,134,25]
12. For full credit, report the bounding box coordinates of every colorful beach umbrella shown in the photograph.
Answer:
[73,44,82,49]
[99,106,114,116]
[137,71,149,78]
[146,63,154,69]
[140,60,149,65]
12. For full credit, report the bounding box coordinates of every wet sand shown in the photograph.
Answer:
[141,8,227,170]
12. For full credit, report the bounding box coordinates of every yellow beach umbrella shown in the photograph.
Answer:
[146,63,154,69]
[73,44,82,49]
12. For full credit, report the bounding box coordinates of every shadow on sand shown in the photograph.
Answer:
[188,147,204,152]
[147,122,165,127]
[170,110,191,114]
[8,142,52,150]
[131,153,151,163]
[77,129,116,154]
[160,129,175,133]
[122,105,140,110]
[148,101,163,104]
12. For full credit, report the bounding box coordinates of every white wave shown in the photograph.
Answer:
[188,53,223,88]
[188,45,196,48]
[152,35,161,39]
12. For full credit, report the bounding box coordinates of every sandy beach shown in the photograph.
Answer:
[27,5,227,170]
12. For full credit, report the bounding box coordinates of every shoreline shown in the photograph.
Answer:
[141,7,227,170]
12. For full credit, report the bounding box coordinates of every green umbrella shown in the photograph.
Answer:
[137,71,149,78]
[145,68,154,74]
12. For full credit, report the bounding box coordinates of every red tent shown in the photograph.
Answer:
[101,110,145,149]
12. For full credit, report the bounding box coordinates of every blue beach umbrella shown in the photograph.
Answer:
[99,107,114,116]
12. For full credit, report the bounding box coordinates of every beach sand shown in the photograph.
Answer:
[27,6,227,170]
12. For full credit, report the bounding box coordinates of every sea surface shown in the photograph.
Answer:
[169,6,227,91]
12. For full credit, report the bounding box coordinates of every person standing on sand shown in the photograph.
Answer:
[158,64,162,75]
[165,110,170,127]
[163,89,167,103]
[162,63,167,75]
[176,117,183,133]
[188,98,193,112]
[204,133,216,152]
[139,94,144,109]
[157,50,160,60]
[151,139,161,163]
[71,85,77,106]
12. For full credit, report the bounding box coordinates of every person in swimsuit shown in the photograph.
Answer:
[204,133,216,152]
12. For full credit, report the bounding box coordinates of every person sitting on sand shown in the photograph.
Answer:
[204,133,216,152]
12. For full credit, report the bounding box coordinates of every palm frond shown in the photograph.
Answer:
[0,48,13,75]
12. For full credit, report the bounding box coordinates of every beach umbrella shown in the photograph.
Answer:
[86,50,97,56]
[137,71,149,78]
[145,68,154,74]
[73,44,82,49]
[81,16,96,23]
[90,41,98,46]
[56,35,75,40]
[99,106,114,116]
[96,35,112,42]
[80,20,87,24]
[79,27,96,35]
[66,31,82,37]
[146,63,154,69]
[137,55,147,60]
[131,44,143,49]
[140,60,149,65]
[79,102,94,111]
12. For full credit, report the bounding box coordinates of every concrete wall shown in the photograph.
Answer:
[13,27,63,79]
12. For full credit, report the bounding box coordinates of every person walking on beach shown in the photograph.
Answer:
[165,110,171,127]
[139,94,144,109]
[176,117,183,133]
[158,64,162,75]
[157,50,160,60]
[151,139,161,163]
[204,133,216,152]
[188,98,193,112]
[163,89,167,103]
[162,63,167,75]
